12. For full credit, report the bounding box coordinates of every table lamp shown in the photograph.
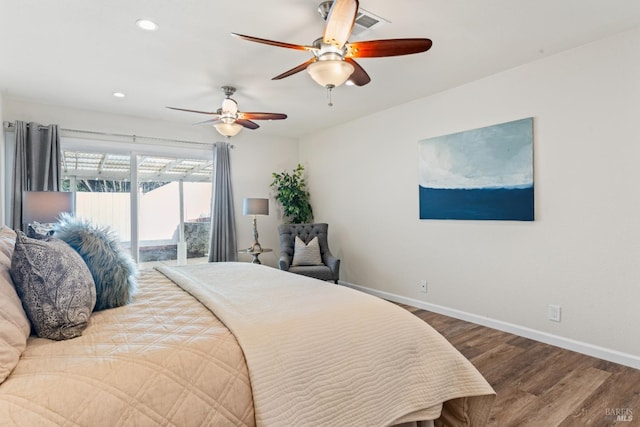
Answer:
[22,191,75,231]
[242,198,269,252]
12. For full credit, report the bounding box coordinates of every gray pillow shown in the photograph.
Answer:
[26,221,55,240]
[54,214,137,311]
[10,233,96,340]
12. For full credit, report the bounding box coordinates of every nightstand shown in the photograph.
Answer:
[238,248,273,264]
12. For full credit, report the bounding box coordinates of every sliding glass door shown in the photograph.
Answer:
[62,150,212,263]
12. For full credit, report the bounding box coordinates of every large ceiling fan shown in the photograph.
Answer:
[167,86,287,137]
[232,0,432,105]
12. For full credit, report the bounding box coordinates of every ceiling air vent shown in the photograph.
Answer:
[351,8,389,36]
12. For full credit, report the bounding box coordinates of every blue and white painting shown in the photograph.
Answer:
[418,117,534,221]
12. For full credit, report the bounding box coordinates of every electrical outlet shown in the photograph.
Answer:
[419,280,427,294]
[547,304,561,322]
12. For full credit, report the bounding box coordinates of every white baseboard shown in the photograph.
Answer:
[339,280,640,370]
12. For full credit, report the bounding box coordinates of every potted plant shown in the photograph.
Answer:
[270,164,313,224]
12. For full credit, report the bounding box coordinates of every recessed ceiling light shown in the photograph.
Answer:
[135,19,158,31]
[113,92,126,98]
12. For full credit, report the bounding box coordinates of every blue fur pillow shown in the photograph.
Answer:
[54,214,137,311]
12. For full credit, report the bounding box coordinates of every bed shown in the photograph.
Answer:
[0,227,495,426]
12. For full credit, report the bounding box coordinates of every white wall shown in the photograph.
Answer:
[300,27,640,360]
[231,128,300,266]
[3,99,299,267]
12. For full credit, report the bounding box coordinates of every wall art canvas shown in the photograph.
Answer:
[418,117,534,221]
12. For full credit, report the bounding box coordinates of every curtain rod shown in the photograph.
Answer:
[2,121,233,149]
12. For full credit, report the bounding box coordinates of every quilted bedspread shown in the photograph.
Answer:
[158,263,495,427]
[0,268,255,426]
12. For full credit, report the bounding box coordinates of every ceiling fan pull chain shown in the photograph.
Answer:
[326,84,335,107]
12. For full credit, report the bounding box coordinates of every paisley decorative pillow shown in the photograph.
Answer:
[10,233,96,340]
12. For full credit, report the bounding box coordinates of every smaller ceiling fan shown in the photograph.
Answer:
[167,86,287,137]
[232,0,432,105]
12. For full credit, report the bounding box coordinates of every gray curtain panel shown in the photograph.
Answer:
[208,142,237,262]
[11,121,61,230]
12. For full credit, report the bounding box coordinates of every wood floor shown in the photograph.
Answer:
[399,305,640,426]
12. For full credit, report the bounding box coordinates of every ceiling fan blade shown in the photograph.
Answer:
[323,0,358,49]
[236,119,260,130]
[167,106,220,116]
[345,58,371,86]
[272,58,317,80]
[231,33,317,52]
[239,112,288,120]
[346,38,433,58]
[192,118,220,126]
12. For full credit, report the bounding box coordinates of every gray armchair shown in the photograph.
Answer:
[277,223,340,283]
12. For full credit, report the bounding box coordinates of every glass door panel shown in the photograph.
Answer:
[138,156,212,263]
[62,151,132,254]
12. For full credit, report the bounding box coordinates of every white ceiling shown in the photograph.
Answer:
[2,0,640,139]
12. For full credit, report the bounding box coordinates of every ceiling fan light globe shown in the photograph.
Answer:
[221,98,238,115]
[307,59,355,88]
[214,122,243,137]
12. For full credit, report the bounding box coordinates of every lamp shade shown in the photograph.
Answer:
[242,198,269,216]
[307,59,355,88]
[214,122,243,137]
[22,191,75,225]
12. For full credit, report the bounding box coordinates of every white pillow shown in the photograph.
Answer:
[292,236,323,266]
[0,228,31,384]
[0,226,17,269]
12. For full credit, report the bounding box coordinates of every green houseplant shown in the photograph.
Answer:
[270,164,313,224]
